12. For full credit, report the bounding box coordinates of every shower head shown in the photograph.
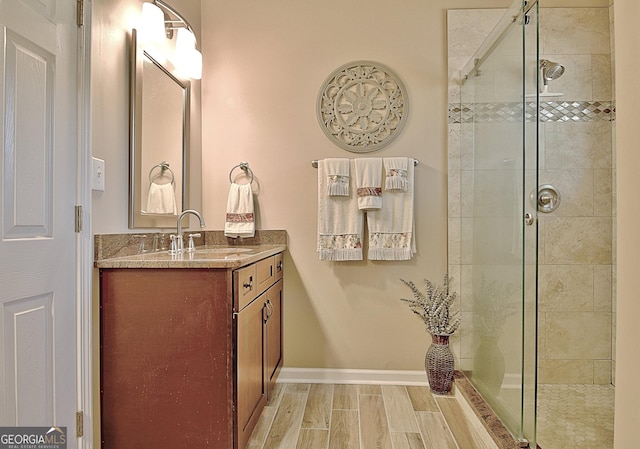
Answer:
[539,59,565,84]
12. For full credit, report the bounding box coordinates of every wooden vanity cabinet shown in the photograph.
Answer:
[100,252,283,449]
[234,255,283,449]
[100,268,234,449]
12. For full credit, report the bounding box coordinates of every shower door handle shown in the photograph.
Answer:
[524,213,535,225]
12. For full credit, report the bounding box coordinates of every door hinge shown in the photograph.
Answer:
[76,0,84,27]
[76,411,84,437]
[75,205,83,232]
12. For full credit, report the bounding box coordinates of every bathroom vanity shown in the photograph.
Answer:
[96,244,285,449]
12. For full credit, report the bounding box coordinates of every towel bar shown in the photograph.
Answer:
[311,159,419,168]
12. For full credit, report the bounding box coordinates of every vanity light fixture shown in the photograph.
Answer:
[140,0,202,79]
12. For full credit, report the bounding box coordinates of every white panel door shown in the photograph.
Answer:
[0,0,79,443]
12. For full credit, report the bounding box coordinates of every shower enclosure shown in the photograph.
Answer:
[448,1,615,448]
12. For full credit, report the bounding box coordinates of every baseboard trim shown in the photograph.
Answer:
[278,367,429,386]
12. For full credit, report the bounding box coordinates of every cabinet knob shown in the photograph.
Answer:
[243,276,253,290]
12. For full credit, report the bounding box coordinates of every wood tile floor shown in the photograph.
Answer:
[247,383,498,449]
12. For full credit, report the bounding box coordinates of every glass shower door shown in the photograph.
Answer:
[459,0,539,445]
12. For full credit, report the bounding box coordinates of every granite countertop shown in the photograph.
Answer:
[94,244,286,269]
[94,230,288,269]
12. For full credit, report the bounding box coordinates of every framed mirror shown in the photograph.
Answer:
[129,28,190,228]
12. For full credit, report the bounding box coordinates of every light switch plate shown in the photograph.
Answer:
[92,157,105,191]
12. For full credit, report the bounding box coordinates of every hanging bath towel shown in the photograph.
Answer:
[145,182,177,215]
[384,157,409,191]
[367,158,416,260]
[355,158,383,210]
[324,158,350,196]
[317,159,363,261]
[224,183,255,238]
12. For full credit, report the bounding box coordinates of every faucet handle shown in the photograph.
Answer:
[168,234,179,255]
[186,233,201,252]
[133,234,147,254]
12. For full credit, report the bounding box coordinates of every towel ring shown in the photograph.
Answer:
[229,162,254,185]
[149,161,175,184]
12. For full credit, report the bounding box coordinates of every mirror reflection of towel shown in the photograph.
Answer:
[145,182,177,215]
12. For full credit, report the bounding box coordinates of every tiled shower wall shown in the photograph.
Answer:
[447,7,616,385]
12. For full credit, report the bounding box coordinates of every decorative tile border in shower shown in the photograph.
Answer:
[449,100,615,124]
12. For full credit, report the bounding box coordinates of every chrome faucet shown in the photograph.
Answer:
[174,209,206,253]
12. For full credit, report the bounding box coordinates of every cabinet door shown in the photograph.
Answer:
[266,279,283,395]
[236,294,267,449]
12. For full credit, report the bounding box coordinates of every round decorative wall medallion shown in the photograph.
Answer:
[316,61,409,153]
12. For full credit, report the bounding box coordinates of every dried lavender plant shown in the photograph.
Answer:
[400,274,461,335]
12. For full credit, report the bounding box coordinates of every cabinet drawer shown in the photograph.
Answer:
[274,253,283,282]
[256,257,275,294]
[235,264,257,311]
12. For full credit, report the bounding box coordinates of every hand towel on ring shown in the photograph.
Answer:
[224,183,255,238]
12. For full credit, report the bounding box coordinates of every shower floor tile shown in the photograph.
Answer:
[537,384,614,449]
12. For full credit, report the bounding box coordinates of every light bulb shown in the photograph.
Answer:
[172,29,202,79]
[140,3,166,45]
[188,49,202,80]
[175,28,196,54]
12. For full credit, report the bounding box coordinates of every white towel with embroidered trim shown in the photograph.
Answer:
[355,158,383,210]
[317,159,363,261]
[367,158,416,260]
[145,182,177,215]
[324,158,350,196]
[224,183,255,238]
[384,157,409,191]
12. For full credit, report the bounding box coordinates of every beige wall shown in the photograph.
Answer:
[199,0,508,371]
[612,0,640,447]
[89,0,611,373]
[198,0,608,373]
